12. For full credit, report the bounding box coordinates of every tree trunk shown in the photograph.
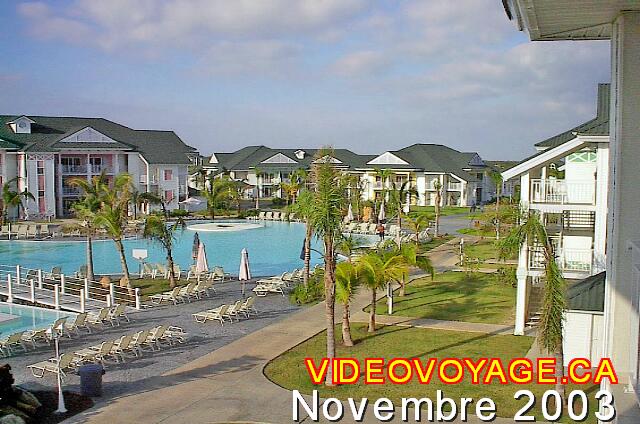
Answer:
[368,288,377,332]
[434,198,440,237]
[554,344,566,408]
[167,248,176,289]
[399,276,406,297]
[324,237,336,386]
[303,222,312,287]
[397,205,402,245]
[342,302,354,347]
[86,234,95,282]
[210,204,215,221]
[114,238,131,284]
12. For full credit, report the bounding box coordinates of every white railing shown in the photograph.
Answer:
[90,165,112,174]
[530,179,595,205]
[61,164,88,174]
[529,247,593,273]
[448,182,462,191]
[0,264,140,312]
[62,187,81,196]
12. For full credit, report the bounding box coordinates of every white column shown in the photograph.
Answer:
[416,174,426,206]
[593,145,609,273]
[514,242,528,336]
[520,172,530,209]
[603,11,640,379]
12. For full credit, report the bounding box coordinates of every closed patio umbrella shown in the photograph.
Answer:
[192,232,200,262]
[378,201,386,222]
[195,242,209,274]
[345,203,354,222]
[239,248,251,296]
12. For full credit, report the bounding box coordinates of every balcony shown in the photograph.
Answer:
[62,186,81,197]
[140,175,159,185]
[90,165,112,174]
[61,164,88,174]
[447,182,462,191]
[529,246,594,274]
[530,179,595,205]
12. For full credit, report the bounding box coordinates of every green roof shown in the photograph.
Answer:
[0,115,196,164]
[535,84,610,149]
[567,271,605,312]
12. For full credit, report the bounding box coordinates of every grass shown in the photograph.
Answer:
[369,271,516,324]
[419,235,453,252]
[130,278,184,297]
[408,206,469,216]
[264,324,597,422]
[458,227,497,237]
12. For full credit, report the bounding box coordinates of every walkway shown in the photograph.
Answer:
[75,228,525,424]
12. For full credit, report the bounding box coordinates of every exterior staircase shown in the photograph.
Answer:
[526,285,544,328]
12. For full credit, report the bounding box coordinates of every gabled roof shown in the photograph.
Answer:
[567,271,605,312]
[394,144,486,181]
[535,84,610,150]
[0,115,196,164]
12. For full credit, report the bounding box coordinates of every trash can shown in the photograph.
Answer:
[79,364,105,397]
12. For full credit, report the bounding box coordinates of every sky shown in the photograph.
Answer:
[0,0,610,160]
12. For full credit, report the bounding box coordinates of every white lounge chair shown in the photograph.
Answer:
[193,304,229,325]
[0,332,27,356]
[28,353,79,381]
[109,304,130,325]
[64,312,92,335]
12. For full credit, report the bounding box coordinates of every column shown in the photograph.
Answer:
[603,11,640,381]
[514,242,528,336]
[593,145,609,273]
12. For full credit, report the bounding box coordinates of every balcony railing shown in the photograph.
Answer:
[448,182,462,191]
[529,246,593,274]
[140,175,159,185]
[62,187,81,196]
[61,164,87,174]
[530,179,596,205]
[90,165,112,174]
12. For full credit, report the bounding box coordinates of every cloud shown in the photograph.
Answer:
[331,50,390,77]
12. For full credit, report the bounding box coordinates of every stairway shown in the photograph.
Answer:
[526,285,544,328]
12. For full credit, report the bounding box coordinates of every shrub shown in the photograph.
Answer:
[271,197,286,207]
[170,209,190,217]
[289,268,325,304]
[496,266,517,287]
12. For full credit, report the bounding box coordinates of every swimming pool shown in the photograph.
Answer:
[0,220,327,277]
[0,303,75,335]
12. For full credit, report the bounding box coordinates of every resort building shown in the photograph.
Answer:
[502,84,610,365]
[504,1,640,420]
[0,115,198,218]
[200,144,504,207]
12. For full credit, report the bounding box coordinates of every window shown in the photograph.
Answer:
[164,169,173,181]
[164,190,174,202]
[37,160,45,176]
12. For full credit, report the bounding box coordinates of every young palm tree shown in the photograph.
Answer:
[335,261,360,347]
[309,148,345,385]
[499,210,567,399]
[254,167,264,209]
[290,190,315,286]
[70,172,108,282]
[388,180,418,243]
[489,170,504,239]
[395,242,434,297]
[433,180,443,237]
[143,215,185,288]
[1,177,35,224]
[94,173,134,284]
[405,214,431,246]
[357,250,405,332]
[201,176,236,220]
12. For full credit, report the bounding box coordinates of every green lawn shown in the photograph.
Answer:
[408,206,469,216]
[265,324,597,422]
[130,278,184,297]
[458,227,497,237]
[370,271,516,324]
[419,235,453,252]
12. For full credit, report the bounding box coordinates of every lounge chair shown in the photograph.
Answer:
[0,332,27,356]
[22,329,51,349]
[165,326,187,344]
[148,325,173,348]
[238,297,258,317]
[368,223,378,234]
[73,340,118,365]
[265,211,273,220]
[50,317,69,338]
[27,224,38,238]
[272,211,281,220]
[64,312,92,335]
[40,224,52,238]
[208,266,230,282]
[155,264,168,279]
[75,265,88,279]
[195,279,214,298]
[87,307,115,327]
[132,329,156,352]
[253,280,285,297]
[149,286,183,305]
[224,300,242,321]
[109,304,130,325]
[141,263,157,278]
[193,304,229,325]
[27,353,79,380]
[49,266,62,280]
[178,282,197,302]
[113,335,140,360]
[15,225,28,239]
[257,211,266,220]
[0,225,9,238]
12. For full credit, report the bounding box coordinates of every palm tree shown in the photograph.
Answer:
[70,172,108,282]
[357,250,405,332]
[395,242,434,297]
[254,167,264,209]
[335,261,360,347]
[201,176,236,220]
[489,170,504,239]
[143,215,185,288]
[336,234,359,262]
[388,179,418,244]
[405,214,430,246]
[499,210,566,399]
[1,177,35,224]
[433,180,443,237]
[290,190,314,286]
[94,173,134,284]
[308,148,345,385]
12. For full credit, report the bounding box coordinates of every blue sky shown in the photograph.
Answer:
[0,0,610,159]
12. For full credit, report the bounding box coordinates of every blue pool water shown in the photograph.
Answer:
[0,303,75,335]
[0,220,324,277]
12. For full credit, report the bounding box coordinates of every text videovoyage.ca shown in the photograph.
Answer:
[291,356,618,422]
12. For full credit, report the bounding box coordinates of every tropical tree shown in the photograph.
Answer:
[143,215,185,288]
[395,242,434,296]
[254,167,264,209]
[357,250,405,332]
[70,172,108,282]
[489,170,504,239]
[335,261,360,347]
[1,177,35,224]
[290,189,314,286]
[405,214,431,246]
[336,234,360,262]
[94,173,134,285]
[498,210,566,399]
[201,176,237,220]
[387,180,419,243]
[308,148,345,384]
[433,180,443,237]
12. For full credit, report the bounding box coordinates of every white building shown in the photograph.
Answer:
[0,115,198,218]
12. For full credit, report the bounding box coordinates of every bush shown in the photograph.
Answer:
[239,209,259,219]
[170,209,190,217]
[496,266,517,287]
[271,197,286,207]
[289,268,325,305]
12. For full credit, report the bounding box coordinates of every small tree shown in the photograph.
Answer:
[388,180,418,244]
[335,261,360,347]
[290,189,314,286]
[201,176,236,220]
[499,210,567,401]
[143,215,185,288]
[1,177,35,224]
[395,242,434,297]
[433,180,442,237]
[489,170,504,239]
[405,214,431,246]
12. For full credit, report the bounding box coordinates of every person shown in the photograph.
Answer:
[376,223,385,241]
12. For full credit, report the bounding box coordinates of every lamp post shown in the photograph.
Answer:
[54,334,67,414]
